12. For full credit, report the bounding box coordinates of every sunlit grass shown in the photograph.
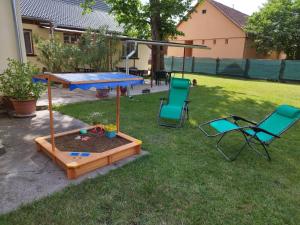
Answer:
[1,74,300,225]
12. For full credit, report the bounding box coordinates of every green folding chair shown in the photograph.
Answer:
[199,105,300,161]
[158,78,191,128]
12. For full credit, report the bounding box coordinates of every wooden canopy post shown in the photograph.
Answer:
[116,85,120,132]
[47,75,56,152]
[182,48,186,78]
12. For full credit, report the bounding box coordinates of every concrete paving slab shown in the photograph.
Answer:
[0,110,148,214]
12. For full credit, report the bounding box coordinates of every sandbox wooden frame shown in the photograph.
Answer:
[35,125,141,179]
[34,73,144,179]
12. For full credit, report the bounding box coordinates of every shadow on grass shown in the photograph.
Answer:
[2,82,299,225]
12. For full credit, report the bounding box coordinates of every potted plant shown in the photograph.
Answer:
[96,88,110,98]
[104,124,117,138]
[120,86,127,96]
[0,59,45,117]
[192,79,198,86]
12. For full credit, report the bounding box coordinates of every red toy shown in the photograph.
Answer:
[90,127,105,136]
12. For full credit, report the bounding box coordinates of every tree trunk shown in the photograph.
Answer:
[150,0,165,80]
[295,46,300,60]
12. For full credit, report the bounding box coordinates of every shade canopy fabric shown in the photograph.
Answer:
[33,72,144,91]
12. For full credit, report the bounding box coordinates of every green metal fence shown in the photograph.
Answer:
[164,56,300,82]
[218,58,246,77]
[247,59,281,80]
[194,58,217,75]
[284,60,300,81]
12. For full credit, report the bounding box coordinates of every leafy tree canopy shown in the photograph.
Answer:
[82,0,196,71]
[245,0,300,59]
[82,0,195,40]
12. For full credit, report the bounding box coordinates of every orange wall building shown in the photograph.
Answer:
[168,0,283,59]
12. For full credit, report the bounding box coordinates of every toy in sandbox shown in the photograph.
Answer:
[33,72,143,179]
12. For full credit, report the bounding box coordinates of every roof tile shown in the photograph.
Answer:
[209,0,248,28]
[20,0,123,33]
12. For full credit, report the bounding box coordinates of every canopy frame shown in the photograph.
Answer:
[124,39,210,84]
[34,72,143,154]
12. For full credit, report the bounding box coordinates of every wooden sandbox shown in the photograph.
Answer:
[35,125,142,179]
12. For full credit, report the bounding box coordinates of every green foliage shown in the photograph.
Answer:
[82,0,195,39]
[245,0,300,59]
[78,28,121,71]
[35,27,121,72]
[0,59,45,100]
[109,0,195,39]
[82,0,196,72]
[80,0,95,14]
[35,36,77,72]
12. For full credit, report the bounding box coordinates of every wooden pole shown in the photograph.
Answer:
[182,48,186,78]
[116,85,120,132]
[47,76,55,152]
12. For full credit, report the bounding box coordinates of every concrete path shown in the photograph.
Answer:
[37,80,169,106]
[0,111,147,214]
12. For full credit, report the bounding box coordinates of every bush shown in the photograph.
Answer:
[35,37,73,72]
[35,27,122,72]
[0,59,45,100]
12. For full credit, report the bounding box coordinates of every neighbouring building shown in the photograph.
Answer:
[0,0,26,74]
[167,0,285,59]
[0,0,150,73]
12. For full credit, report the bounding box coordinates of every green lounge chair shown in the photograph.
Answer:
[199,105,300,161]
[158,78,191,128]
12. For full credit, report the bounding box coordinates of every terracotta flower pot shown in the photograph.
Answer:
[120,87,127,96]
[2,96,15,111]
[11,99,37,117]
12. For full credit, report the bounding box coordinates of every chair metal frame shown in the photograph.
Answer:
[158,98,190,128]
[199,112,299,161]
[158,79,191,128]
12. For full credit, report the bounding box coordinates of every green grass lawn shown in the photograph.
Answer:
[1,75,300,225]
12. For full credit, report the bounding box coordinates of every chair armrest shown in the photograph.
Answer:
[250,127,280,138]
[231,115,257,125]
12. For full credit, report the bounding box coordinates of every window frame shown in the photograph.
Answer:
[63,33,80,44]
[23,29,34,56]
[225,39,229,44]
[213,39,217,45]
[202,9,207,14]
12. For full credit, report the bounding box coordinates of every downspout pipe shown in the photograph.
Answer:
[125,41,138,75]
[11,0,24,63]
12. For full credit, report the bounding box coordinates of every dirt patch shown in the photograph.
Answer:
[51,130,131,153]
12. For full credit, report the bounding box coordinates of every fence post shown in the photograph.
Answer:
[279,59,286,82]
[216,58,220,75]
[171,56,174,72]
[192,57,195,73]
[244,59,250,78]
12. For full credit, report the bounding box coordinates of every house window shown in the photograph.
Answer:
[23,29,34,55]
[213,39,217,45]
[202,9,207,14]
[122,42,138,59]
[202,40,205,45]
[225,39,229,44]
[64,33,80,44]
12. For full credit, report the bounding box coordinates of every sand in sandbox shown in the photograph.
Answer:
[51,130,131,153]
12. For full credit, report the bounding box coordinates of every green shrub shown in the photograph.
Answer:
[0,59,45,100]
